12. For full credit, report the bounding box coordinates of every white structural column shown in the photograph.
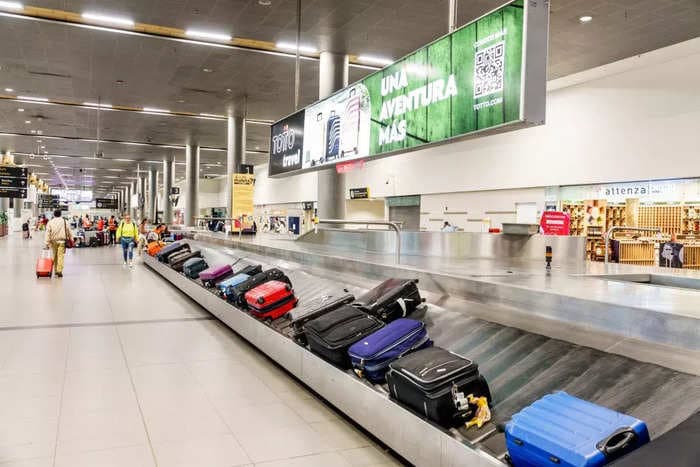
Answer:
[0,198,8,214]
[162,157,173,225]
[125,184,131,217]
[226,114,245,218]
[148,168,157,222]
[138,176,146,221]
[316,51,349,220]
[13,198,22,218]
[185,143,200,227]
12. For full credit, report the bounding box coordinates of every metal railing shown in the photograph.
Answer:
[316,219,402,264]
[604,226,663,265]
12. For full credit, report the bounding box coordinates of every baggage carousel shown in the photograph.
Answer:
[145,242,700,467]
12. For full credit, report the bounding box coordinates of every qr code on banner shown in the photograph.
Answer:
[473,41,505,99]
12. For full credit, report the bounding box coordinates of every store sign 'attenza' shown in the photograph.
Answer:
[268,0,548,177]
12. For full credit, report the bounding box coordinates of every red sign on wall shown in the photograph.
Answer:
[336,159,365,174]
[540,211,571,236]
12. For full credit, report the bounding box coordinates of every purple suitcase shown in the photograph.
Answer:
[199,264,233,288]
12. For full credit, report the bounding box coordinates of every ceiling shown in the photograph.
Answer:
[0,0,698,195]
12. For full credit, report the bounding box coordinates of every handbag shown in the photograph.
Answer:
[64,220,75,249]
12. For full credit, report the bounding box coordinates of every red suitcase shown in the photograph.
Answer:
[245,280,298,321]
[36,250,54,278]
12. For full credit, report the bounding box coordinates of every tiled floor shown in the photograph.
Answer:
[0,233,402,466]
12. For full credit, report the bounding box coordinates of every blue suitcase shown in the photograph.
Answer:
[217,273,250,295]
[348,318,432,383]
[505,391,650,467]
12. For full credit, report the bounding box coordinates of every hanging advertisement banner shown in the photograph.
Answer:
[269,0,548,177]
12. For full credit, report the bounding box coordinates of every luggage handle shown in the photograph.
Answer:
[597,428,636,457]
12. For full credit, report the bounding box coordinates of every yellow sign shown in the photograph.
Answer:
[231,173,255,231]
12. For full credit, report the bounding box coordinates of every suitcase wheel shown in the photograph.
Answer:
[284,284,291,292]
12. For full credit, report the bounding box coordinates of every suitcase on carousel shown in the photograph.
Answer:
[183,257,208,279]
[157,241,189,263]
[610,411,698,467]
[245,280,298,321]
[304,305,384,369]
[225,268,291,308]
[349,318,432,384]
[36,250,54,278]
[353,278,424,323]
[287,293,355,344]
[169,250,202,272]
[199,264,234,287]
[217,273,251,296]
[233,263,263,277]
[505,392,650,467]
[386,346,492,428]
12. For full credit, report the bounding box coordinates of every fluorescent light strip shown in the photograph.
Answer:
[357,54,393,66]
[200,113,226,118]
[185,29,231,42]
[0,1,22,11]
[276,41,318,54]
[83,102,113,108]
[17,95,49,102]
[82,12,134,27]
[142,107,170,113]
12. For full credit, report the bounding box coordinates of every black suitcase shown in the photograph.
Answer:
[225,268,291,308]
[234,264,263,277]
[157,242,190,263]
[611,412,699,466]
[287,293,355,344]
[353,278,424,322]
[183,257,208,279]
[386,346,491,428]
[304,305,384,368]
[170,250,203,272]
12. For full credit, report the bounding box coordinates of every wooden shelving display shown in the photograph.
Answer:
[561,202,585,236]
[638,205,684,235]
[606,205,626,228]
[616,241,656,266]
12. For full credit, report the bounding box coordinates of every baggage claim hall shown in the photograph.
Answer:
[0,1,698,466]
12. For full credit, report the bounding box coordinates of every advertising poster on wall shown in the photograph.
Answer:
[268,0,545,177]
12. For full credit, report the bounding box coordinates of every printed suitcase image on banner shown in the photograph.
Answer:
[505,391,650,467]
[341,87,361,157]
[217,273,251,297]
[348,318,432,384]
[183,257,208,279]
[245,280,298,321]
[325,111,341,160]
[169,250,202,272]
[304,305,385,369]
[156,241,189,263]
[225,268,292,308]
[36,250,54,278]
[199,264,233,287]
[386,346,491,428]
[287,293,355,344]
[353,278,424,322]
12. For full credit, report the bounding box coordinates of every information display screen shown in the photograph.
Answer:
[51,189,93,203]
[269,0,546,177]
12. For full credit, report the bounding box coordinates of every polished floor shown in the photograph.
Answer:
[0,232,402,467]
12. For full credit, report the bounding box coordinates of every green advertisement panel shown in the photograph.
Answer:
[270,0,546,177]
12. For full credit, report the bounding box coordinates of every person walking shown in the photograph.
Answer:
[116,213,139,268]
[107,215,117,245]
[137,218,148,257]
[44,210,72,278]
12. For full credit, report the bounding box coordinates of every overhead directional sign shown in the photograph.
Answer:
[95,198,119,209]
[38,194,60,209]
[0,166,29,198]
[269,0,548,177]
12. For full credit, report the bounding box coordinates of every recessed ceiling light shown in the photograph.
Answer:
[357,55,393,66]
[185,29,232,42]
[24,120,31,124]
[4,87,13,92]
[276,42,318,54]
[115,79,126,85]
[17,108,24,112]
[0,2,23,11]
[202,68,213,73]
[258,0,272,5]
[579,15,593,23]
[225,88,232,93]
[82,12,135,27]
[255,146,260,150]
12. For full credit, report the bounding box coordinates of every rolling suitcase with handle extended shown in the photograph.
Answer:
[245,280,298,321]
[505,391,650,467]
[304,305,384,369]
[169,250,202,272]
[183,257,208,279]
[386,346,491,428]
[287,293,355,344]
[353,278,424,323]
[349,318,432,384]
[157,241,189,263]
[199,264,233,287]
[225,268,291,308]
[36,249,54,278]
